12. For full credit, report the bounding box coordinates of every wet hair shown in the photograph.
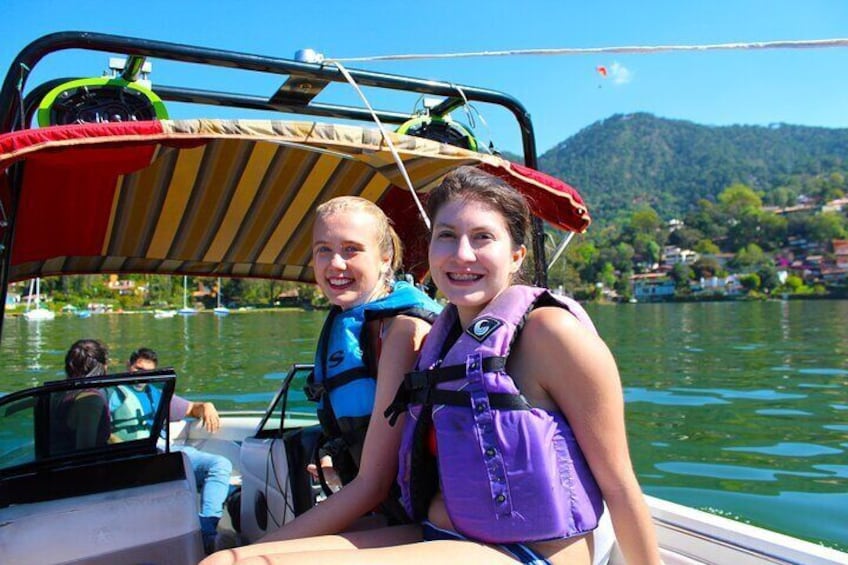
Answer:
[314,196,403,286]
[426,166,531,250]
[65,339,109,379]
[128,347,158,368]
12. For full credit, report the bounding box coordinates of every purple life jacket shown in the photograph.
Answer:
[391,286,604,543]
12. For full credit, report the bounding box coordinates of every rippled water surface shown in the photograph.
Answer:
[2,300,846,550]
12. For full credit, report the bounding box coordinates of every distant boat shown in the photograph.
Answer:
[153,309,176,319]
[23,278,55,321]
[76,310,92,319]
[213,276,230,316]
[177,275,197,315]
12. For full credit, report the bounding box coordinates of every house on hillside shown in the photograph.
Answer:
[667,218,684,232]
[663,245,699,267]
[822,198,848,213]
[820,267,848,284]
[693,275,743,297]
[773,204,817,217]
[5,293,20,310]
[106,274,137,295]
[274,288,300,306]
[631,273,675,302]
[834,239,848,270]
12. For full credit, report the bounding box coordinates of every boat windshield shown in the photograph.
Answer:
[0,371,176,479]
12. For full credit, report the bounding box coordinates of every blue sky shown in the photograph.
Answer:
[2,0,847,155]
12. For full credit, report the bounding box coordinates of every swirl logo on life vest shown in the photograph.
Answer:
[328,350,345,368]
[466,317,503,342]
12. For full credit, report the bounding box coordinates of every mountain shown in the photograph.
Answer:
[538,113,848,224]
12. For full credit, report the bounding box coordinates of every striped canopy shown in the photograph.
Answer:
[0,120,590,283]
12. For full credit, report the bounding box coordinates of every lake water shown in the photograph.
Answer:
[2,300,846,551]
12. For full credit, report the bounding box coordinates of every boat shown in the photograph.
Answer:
[154,309,177,319]
[0,31,845,564]
[178,275,198,315]
[214,277,230,316]
[22,278,55,321]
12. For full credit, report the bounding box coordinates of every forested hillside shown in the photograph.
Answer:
[538,113,848,224]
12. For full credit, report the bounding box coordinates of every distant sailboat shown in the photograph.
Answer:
[213,277,230,316]
[23,278,55,321]
[177,275,197,315]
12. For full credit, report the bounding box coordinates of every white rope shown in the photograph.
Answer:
[327,59,431,230]
[547,231,575,271]
[451,83,494,154]
[333,38,848,63]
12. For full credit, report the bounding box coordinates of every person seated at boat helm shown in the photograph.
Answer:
[109,347,232,554]
[51,339,112,453]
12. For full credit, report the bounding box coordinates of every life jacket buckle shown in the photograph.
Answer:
[303,381,326,402]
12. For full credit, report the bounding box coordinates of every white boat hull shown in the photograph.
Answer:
[23,308,55,321]
[176,414,848,564]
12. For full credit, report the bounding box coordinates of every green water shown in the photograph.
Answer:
[2,301,846,551]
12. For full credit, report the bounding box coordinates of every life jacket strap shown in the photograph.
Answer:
[421,390,531,411]
[304,367,373,402]
[406,357,506,389]
[384,357,509,425]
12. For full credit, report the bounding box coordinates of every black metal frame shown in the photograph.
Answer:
[0,31,550,337]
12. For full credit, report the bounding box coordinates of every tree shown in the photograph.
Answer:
[600,242,635,273]
[765,186,797,208]
[599,262,617,291]
[730,243,768,271]
[629,206,662,234]
[740,273,761,292]
[670,263,694,290]
[727,207,764,251]
[646,239,662,265]
[718,183,762,216]
[668,226,703,249]
[685,199,728,242]
[757,213,788,251]
[694,239,720,254]
[808,212,848,242]
[692,257,721,279]
[756,264,781,294]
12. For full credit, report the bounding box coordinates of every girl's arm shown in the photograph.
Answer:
[258,314,431,542]
[524,308,661,565]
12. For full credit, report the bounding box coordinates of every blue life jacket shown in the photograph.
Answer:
[109,384,159,441]
[305,281,441,478]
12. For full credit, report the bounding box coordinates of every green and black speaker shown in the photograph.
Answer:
[396,115,478,151]
[37,77,168,127]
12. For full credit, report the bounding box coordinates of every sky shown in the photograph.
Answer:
[2,0,847,155]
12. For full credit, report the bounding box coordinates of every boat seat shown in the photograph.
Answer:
[0,451,204,565]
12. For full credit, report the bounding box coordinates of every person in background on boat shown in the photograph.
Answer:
[204,167,660,565]
[109,347,232,555]
[50,339,111,453]
[202,196,440,563]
